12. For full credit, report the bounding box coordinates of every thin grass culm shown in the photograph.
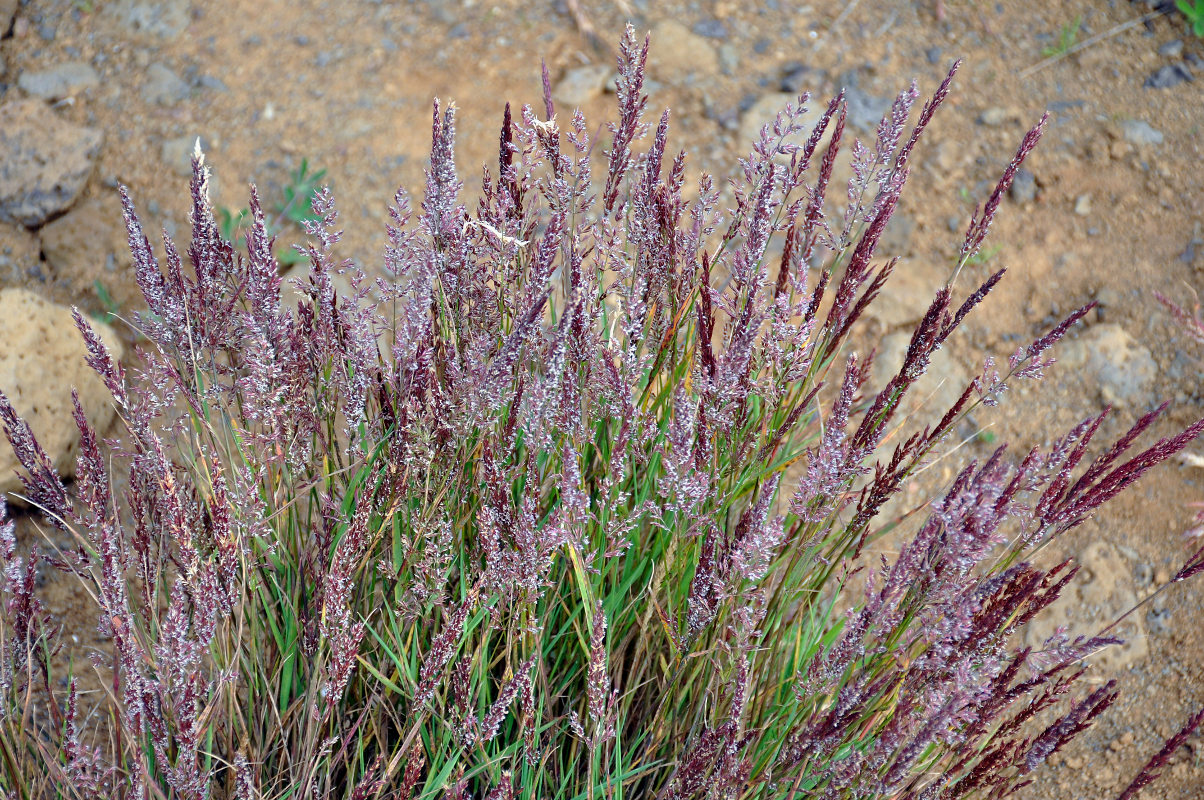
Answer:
[0,26,1201,800]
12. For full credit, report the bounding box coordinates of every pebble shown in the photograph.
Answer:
[161,134,211,178]
[1009,168,1037,204]
[717,44,739,77]
[1144,63,1193,89]
[197,74,229,92]
[1121,119,1164,146]
[842,84,892,133]
[103,0,191,40]
[978,106,1013,126]
[1158,39,1184,58]
[879,212,915,257]
[1074,194,1092,216]
[17,61,100,100]
[691,19,728,40]
[780,62,822,94]
[925,46,942,64]
[0,99,102,227]
[142,63,190,106]
[553,64,612,108]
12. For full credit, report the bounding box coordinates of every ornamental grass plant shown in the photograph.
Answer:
[0,26,1202,800]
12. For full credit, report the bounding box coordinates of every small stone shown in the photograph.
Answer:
[1074,194,1092,216]
[717,44,739,76]
[691,19,728,39]
[879,212,915,257]
[1121,119,1164,146]
[161,134,210,178]
[648,20,719,82]
[104,0,191,40]
[1158,39,1184,58]
[926,46,942,65]
[0,99,102,227]
[0,289,124,502]
[843,85,892,132]
[142,63,190,106]
[197,74,228,92]
[780,62,822,94]
[1009,168,1037,204]
[16,61,100,100]
[1145,63,1193,89]
[978,106,1013,126]
[554,64,612,108]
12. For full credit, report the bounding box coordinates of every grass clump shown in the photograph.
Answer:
[0,26,1201,800]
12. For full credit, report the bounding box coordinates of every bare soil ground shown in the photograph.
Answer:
[1,0,1203,797]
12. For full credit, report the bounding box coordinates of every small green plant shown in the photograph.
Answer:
[89,279,120,324]
[218,157,328,266]
[1177,0,1204,37]
[1042,15,1082,58]
[965,243,1003,266]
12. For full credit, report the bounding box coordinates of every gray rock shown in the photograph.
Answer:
[197,74,229,92]
[925,46,942,65]
[1009,168,1037,204]
[142,63,190,106]
[1058,323,1159,409]
[1120,119,1164,146]
[692,19,728,40]
[1145,63,1193,89]
[780,62,823,94]
[17,61,99,99]
[648,20,718,82]
[161,134,210,178]
[104,0,191,40]
[554,64,612,108]
[1158,39,1184,58]
[717,44,739,76]
[879,212,915,257]
[843,85,892,133]
[0,99,102,227]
